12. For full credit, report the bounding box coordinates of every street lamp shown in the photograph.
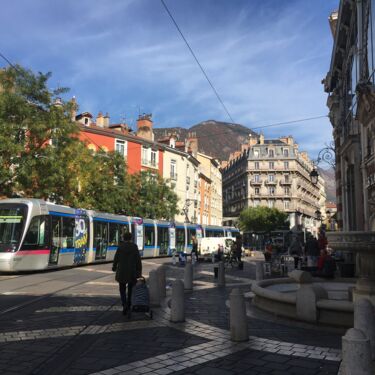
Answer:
[309,143,336,185]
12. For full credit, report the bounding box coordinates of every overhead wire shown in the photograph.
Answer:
[160,0,235,123]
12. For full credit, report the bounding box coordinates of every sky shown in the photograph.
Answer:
[0,0,339,159]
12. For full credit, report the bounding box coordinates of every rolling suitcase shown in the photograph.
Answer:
[130,277,153,319]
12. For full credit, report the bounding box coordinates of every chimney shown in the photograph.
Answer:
[248,134,258,146]
[103,112,110,127]
[136,113,154,141]
[70,96,77,122]
[259,132,265,145]
[187,132,198,157]
[96,112,104,127]
[169,132,177,148]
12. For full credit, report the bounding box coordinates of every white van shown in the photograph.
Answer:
[199,237,235,260]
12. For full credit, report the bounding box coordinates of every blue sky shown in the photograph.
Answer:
[0,0,339,159]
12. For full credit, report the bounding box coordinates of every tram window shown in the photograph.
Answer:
[94,222,108,245]
[187,228,196,244]
[119,224,129,241]
[62,217,75,248]
[176,228,185,251]
[109,223,120,246]
[23,215,50,250]
[144,226,155,246]
[157,226,168,254]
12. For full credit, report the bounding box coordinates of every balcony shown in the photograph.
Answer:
[280,179,292,185]
[250,179,262,185]
[142,158,158,169]
[265,179,277,185]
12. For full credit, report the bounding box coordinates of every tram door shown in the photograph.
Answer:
[49,216,61,265]
[94,221,108,260]
[74,214,89,264]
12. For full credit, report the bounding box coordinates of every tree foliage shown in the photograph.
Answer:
[239,206,289,233]
[0,66,178,219]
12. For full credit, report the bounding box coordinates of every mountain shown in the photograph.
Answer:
[318,167,336,203]
[153,120,258,161]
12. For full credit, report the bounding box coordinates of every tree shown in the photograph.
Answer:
[0,65,179,220]
[238,206,289,233]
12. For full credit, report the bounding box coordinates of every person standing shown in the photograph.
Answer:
[235,235,243,262]
[112,232,142,315]
[305,235,320,268]
[288,236,303,269]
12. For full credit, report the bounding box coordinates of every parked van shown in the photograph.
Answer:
[199,237,235,260]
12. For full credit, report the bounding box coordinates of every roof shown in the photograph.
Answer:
[263,140,286,145]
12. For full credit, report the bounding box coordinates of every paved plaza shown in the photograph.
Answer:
[0,259,344,375]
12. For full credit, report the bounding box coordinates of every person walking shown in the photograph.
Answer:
[112,232,142,315]
[288,236,303,269]
[235,235,243,262]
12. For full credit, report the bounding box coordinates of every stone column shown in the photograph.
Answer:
[149,270,160,307]
[230,288,248,342]
[184,262,193,291]
[170,280,185,323]
[157,266,166,299]
[218,261,225,287]
[342,328,373,375]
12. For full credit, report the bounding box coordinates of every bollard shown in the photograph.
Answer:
[157,266,166,299]
[184,262,193,291]
[172,253,176,266]
[342,328,373,375]
[192,253,196,265]
[211,252,215,264]
[218,261,225,287]
[354,298,375,360]
[230,288,249,342]
[170,279,185,323]
[149,270,160,307]
[255,261,264,281]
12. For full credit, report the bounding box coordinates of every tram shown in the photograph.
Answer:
[0,198,239,272]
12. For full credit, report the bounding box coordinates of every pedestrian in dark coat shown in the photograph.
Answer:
[112,232,142,315]
[235,235,243,262]
[305,235,320,267]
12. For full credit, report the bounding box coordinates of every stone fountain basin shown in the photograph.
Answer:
[252,277,355,327]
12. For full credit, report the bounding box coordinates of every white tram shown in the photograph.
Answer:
[0,199,239,272]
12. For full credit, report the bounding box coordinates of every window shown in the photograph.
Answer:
[142,146,148,165]
[170,160,177,179]
[157,226,169,255]
[254,161,259,169]
[283,149,289,157]
[176,228,185,251]
[144,225,155,246]
[269,162,274,169]
[109,223,120,246]
[269,187,275,195]
[284,200,290,209]
[269,149,274,157]
[285,175,290,183]
[151,150,157,167]
[268,174,274,182]
[268,200,274,208]
[255,187,260,195]
[94,221,108,260]
[253,200,260,207]
[284,161,289,170]
[254,174,260,182]
[23,216,49,250]
[254,149,259,158]
[284,187,290,196]
[115,139,127,157]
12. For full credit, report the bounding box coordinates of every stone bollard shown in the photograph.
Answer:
[157,266,166,299]
[218,261,225,287]
[172,253,176,266]
[342,328,373,375]
[255,261,264,281]
[170,279,185,323]
[184,262,193,291]
[149,270,160,307]
[354,298,375,360]
[230,288,249,342]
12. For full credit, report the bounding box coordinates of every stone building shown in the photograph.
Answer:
[324,0,375,230]
[222,134,326,235]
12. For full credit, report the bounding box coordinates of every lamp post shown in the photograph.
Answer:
[309,142,336,184]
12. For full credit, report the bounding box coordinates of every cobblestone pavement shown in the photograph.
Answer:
[0,259,344,374]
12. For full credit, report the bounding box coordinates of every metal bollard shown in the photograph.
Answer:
[218,261,225,287]
[230,288,249,342]
[184,262,193,291]
[157,266,166,299]
[354,298,375,360]
[172,253,176,265]
[149,269,160,307]
[342,328,373,375]
[170,279,185,323]
[211,252,215,264]
[255,261,264,281]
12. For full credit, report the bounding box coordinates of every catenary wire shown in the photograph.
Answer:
[160,0,235,123]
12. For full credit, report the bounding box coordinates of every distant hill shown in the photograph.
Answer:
[318,167,336,203]
[154,120,258,161]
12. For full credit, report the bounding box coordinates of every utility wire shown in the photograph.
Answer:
[0,51,24,75]
[160,0,235,123]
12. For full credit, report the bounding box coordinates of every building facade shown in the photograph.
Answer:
[222,134,326,235]
[324,0,375,230]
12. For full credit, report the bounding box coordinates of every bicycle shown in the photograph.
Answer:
[223,251,239,268]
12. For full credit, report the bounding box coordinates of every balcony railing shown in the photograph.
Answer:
[280,179,292,185]
[265,179,277,185]
[250,179,262,185]
[142,158,158,169]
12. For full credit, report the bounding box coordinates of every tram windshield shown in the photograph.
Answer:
[0,204,27,252]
